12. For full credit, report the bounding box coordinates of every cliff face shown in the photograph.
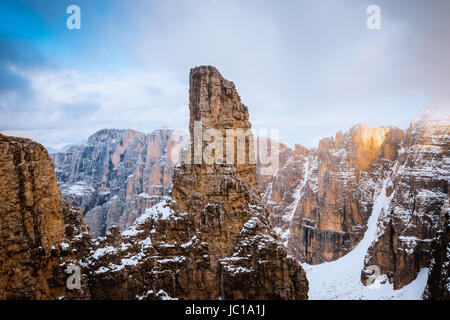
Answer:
[259,125,405,264]
[423,200,449,300]
[0,134,91,300]
[362,113,449,290]
[51,128,178,238]
[258,111,449,295]
[87,66,309,300]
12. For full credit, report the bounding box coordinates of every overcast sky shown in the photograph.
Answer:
[1,0,449,149]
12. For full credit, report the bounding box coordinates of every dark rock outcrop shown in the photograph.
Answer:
[0,134,91,300]
[423,200,449,300]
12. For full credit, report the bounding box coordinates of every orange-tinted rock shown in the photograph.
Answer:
[362,114,449,290]
[0,134,91,300]
[260,125,405,264]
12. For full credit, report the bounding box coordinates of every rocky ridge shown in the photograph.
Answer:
[0,66,309,300]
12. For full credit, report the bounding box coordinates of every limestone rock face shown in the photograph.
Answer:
[51,128,177,238]
[259,125,405,264]
[423,200,449,300]
[362,113,449,290]
[0,134,91,300]
[87,66,308,300]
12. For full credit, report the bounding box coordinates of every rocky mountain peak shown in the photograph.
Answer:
[172,66,259,213]
[86,129,140,146]
[347,125,399,172]
[318,124,402,172]
[363,110,449,290]
[188,66,249,134]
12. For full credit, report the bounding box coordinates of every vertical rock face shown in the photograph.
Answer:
[362,113,449,290]
[51,128,177,238]
[0,134,91,300]
[260,125,405,264]
[259,110,449,295]
[171,65,259,213]
[423,200,449,300]
[87,66,309,300]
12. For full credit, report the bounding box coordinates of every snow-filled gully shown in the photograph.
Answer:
[302,178,429,300]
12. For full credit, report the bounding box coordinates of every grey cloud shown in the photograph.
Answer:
[2,0,450,148]
[116,0,450,143]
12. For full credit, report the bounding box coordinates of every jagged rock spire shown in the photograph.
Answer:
[171,66,259,213]
[87,66,309,300]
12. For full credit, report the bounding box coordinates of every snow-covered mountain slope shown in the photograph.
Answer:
[304,178,429,300]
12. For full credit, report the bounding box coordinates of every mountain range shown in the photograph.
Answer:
[50,102,449,299]
[0,66,448,300]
